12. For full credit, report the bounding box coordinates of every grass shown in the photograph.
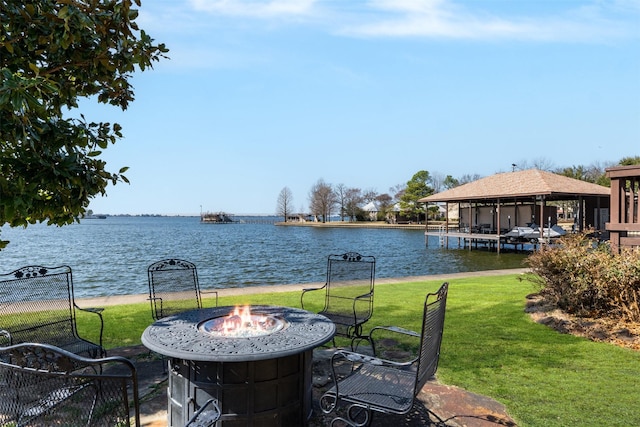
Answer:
[74,274,640,427]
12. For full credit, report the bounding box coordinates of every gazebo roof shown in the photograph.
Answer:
[419,169,610,203]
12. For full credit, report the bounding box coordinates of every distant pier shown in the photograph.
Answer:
[200,212,236,223]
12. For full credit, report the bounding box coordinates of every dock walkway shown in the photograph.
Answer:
[425,230,535,252]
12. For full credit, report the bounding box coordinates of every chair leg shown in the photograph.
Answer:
[330,403,372,427]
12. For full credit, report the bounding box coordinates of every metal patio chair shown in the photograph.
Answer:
[0,340,140,427]
[147,258,218,320]
[320,282,448,426]
[0,265,105,358]
[0,340,221,427]
[301,252,376,339]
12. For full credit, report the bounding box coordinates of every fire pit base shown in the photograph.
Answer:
[142,306,335,427]
[168,351,313,427]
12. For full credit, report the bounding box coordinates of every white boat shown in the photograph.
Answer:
[505,224,566,242]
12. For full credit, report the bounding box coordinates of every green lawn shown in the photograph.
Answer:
[76,274,640,427]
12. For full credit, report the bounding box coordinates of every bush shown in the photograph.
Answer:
[527,233,640,321]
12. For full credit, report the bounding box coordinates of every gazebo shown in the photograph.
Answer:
[606,164,640,252]
[419,169,611,253]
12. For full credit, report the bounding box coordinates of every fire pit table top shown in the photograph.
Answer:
[141,305,335,362]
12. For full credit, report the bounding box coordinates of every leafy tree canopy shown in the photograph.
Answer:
[0,0,168,248]
[400,170,434,220]
[619,156,640,166]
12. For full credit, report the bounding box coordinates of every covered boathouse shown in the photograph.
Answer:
[419,169,611,253]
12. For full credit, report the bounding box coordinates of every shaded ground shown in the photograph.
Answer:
[525,293,640,352]
[111,345,516,427]
[309,348,516,427]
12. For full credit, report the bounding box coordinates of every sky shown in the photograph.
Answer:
[84,0,640,216]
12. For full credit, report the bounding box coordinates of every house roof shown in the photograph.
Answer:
[361,201,378,212]
[419,169,610,203]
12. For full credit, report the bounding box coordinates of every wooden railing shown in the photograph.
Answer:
[606,165,640,252]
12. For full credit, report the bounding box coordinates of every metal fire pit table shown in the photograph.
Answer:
[141,305,335,427]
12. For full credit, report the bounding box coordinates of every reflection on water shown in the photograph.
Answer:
[0,217,527,297]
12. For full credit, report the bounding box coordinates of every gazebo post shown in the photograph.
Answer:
[445,202,450,248]
[496,199,501,254]
[539,196,545,251]
[468,202,472,250]
[425,202,430,247]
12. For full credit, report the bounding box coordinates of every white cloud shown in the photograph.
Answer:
[188,0,319,18]
[337,0,640,42]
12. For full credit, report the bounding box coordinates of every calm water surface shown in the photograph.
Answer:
[0,216,527,298]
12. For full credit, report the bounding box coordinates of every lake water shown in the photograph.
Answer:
[0,216,527,298]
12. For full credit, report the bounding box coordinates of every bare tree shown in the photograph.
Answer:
[276,187,294,222]
[513,157,555,172]
[390,183,405,204]
[362,188,379,203]
[532,157,556,171]
[345,188,363,222]
[375,193,393,220]
[431,171,445,193]
[334,183,348,221]
[309,179,336,223]
[458,173,482,185]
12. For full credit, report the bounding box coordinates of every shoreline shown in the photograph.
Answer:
[77,268,530,308]
[275,220,452,230]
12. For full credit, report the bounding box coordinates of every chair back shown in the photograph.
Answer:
[324,252,376,336]
[0,342,140,427]
[415,282,449,393]
[0,265,102,356]
[147,258,202,320]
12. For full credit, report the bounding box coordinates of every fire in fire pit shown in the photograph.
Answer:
[199,305,286,338]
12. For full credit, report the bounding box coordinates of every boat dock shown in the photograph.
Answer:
[425,229,542,253]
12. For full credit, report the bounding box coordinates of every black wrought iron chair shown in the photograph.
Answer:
[0,265,105,358]
[147,258,218,320]
[301,252,376,340]
[0,340,221,427]
[320,282,449,426]
[0,340,141,426]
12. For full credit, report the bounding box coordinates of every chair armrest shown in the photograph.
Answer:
[352,291,373,301]
[201,290,219,307]
[350,291,374,326]
[329,349,415,385]
[351,291,374,313]
[370,325,419,339]
[80,307,105,314]
[353,325,420,360]
[75,304,105,316]
[300,283,327,310]
[74,304,105,349]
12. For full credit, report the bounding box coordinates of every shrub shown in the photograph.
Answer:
[527,233,640,321]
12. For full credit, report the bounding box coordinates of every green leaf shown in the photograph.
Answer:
[57,5,70,19]
[1,0,167,250]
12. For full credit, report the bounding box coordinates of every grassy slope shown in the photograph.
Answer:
[77,274,640,427]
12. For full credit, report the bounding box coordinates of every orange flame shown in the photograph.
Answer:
[220,305,268,335]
